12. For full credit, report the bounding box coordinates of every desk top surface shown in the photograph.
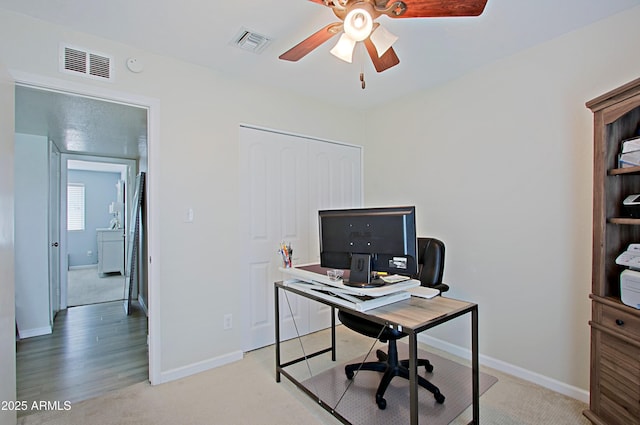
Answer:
[276,280,475,332]
[366,296,475,331]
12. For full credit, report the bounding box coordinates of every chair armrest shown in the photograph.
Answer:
[431,283,449,294]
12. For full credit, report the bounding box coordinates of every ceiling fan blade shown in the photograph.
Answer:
[392,0,488,18]
[364,38,399,72]
[279,23,343,62]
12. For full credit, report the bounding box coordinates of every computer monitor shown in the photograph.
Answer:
[318,206,418,287]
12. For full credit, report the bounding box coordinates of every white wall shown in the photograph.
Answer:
[0,60,16,425]
[364,5,640,395]
[14,133,51,338]
[0,9,366,382]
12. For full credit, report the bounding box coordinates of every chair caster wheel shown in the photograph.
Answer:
[425,363,434,373]
[345,367,354,380]
[434,392,445,404]
[376,394,387,410]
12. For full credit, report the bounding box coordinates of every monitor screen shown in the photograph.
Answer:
[318,206,418,287]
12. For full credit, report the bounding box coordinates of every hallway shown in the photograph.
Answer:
[16,301,148,417]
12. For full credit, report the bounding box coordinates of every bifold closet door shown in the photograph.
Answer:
[239,127,361,351]
[239,127,309,351]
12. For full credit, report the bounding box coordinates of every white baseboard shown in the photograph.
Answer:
[68,264,98,270]
[18,325,52,339]
[158,350,243,384]
[138,296,148,316]
[418,334,589,404]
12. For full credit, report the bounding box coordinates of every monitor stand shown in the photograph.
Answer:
[343,254,387,288]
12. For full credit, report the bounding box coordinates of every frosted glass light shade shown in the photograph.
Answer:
[369,25,398,57]
[330,33,357,63]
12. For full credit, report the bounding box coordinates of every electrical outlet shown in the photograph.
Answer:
[223,314,232,330]
[87,250,92,256]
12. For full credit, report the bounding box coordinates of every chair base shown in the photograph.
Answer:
[344,340,445,409]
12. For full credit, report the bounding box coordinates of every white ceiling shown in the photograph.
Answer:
[6,0,640,156]
[15,85,147,159]
[4,0,640,108]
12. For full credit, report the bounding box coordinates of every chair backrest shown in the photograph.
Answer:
[416,237,445,287]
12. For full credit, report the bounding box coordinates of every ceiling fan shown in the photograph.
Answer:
[279,0,488,73]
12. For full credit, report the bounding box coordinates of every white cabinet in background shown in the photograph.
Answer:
[97,228,124,276]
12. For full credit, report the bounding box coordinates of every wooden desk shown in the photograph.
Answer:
[274,281,479,425]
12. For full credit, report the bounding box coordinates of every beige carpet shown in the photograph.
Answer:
[16,326,590,425]
[302,344,497,425]
[67,266,125,306]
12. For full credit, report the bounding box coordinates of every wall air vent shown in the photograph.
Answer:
[60,45,113,81]
[230,28,271,54]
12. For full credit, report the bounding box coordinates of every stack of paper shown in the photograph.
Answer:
[380,274,411,284]
[619,136,640,168]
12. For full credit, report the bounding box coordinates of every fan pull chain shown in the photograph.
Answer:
[359,51,366,90]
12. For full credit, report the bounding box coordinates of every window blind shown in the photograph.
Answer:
[67,183,85,231]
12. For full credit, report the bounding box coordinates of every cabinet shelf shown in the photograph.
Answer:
[609,166,640,175]
[608,217,640,225]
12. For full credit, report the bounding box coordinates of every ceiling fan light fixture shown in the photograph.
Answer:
[369,25,398,57]
[330,33,356,63]
[279,0,488,74]
[343,6,374,42]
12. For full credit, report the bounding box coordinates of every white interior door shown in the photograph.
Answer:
[239,127,310,351]
[239,127,362,351]
[14,134,51,338]
[307,140,363,261]
[48,140,61,323]
[307,140,362,333]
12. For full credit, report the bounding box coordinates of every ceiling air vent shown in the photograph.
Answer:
[230,28,271,54]
[60,45,113,81]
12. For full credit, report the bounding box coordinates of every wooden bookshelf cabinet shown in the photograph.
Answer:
[584,77,640,425]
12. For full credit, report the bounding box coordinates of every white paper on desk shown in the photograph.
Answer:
[279,265,419,297]
[407,286,440,299]
[283,281,411,311]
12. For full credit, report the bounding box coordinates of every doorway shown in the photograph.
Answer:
[13,81,156,408]
[64,158,135,308]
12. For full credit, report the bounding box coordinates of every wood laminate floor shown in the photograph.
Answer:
[16,301,148,417]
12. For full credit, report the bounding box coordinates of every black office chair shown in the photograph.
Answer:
[338,237,449,409]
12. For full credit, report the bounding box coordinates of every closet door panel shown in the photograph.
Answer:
[307,141,362,262]
[275,143,309,343]
[239,128,309,350]
[239,138,278,350]
[307,141,362,332]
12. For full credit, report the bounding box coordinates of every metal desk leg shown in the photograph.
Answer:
[409,332,418,425]
[275,285,281,383]
[472,305,479,424]
[331,306,336,362]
